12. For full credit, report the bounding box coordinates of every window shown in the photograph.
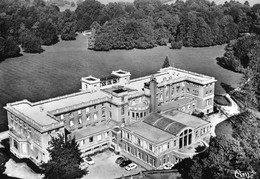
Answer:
[14,140,18,149]
[78,117,82,124]
[97,135,101,141]
[121,97,124,102]
[188,105,191,109]
[94,106,96,110]
[149,144,153,151]
[174,140,176,146]
[127,133,130,140]
[69,113,73,118]
[86,107,89,113]
[94,113,97,120]
[196,131,199,137]
[167,142,170,149]
[109,111,112,118]
[121,106,124,115]
[86,115,90,121]
[102,109,106,117]
[137,138,141,146]
[105,132,109,138]
[78,110,82,115]
[89,137,93,143]
[60,114,64,120]
[187,88,190,92]
[69,120,74,127]
[144,112,146,117]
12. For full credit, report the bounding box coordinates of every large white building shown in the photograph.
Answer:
[5,66,216,169]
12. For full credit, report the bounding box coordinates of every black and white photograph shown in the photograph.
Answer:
[0,0,260,178]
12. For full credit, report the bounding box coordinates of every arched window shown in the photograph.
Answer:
[179,129,192,149]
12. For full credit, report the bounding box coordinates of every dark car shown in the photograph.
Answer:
[119,159,132,167]
[115,157,125,164]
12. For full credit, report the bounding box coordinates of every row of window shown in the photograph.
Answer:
[205,98,213,106]
[10,117,41,145]
[68,109,112,127]
[78,132,110,147]
[178,103,196,112]
[195,126,210,137]
[60,103,111,120]
[124,143,156,167]
[130,111,147,119]
[123,131,155,153]
[205,90,213,96]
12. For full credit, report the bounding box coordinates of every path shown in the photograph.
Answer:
[208,94,240,136]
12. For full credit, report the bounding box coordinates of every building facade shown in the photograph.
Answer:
[5,66,216,168]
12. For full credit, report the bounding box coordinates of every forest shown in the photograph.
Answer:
[1,0,260,57]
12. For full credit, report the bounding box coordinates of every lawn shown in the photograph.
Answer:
[214,95,231,106]
[215,118,234,141]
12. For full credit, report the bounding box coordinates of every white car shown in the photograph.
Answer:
[163,163,174,170]
[125,163,138,171]
[80,163,88,170]
[84,157,95,165]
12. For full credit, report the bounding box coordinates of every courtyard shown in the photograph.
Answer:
[83,150,146,179]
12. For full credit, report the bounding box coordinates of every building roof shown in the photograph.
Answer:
[158,96,196,112]
[163,110,210,129]
[102,85,137,95]
[125,67,216,92]
[143,113,187,136]
[10,91,110,127]
[124,121,174,144]
[72,124,110,140]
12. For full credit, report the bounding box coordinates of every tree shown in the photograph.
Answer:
[175,111,260,179]
[3,36,20,59]
[20,29,43,53]
[35,20,59,45]
[41,134,87,179]
[162,56,170,68]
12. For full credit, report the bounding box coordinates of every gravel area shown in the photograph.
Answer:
[83,150,145,179]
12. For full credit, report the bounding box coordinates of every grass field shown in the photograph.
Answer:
[0,34,242,132]
[215,119,234,140]
[214,95,231,106]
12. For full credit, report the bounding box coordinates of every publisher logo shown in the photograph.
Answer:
[234,169,256,179]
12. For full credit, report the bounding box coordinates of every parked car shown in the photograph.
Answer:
[163,163,174,170]
[80,162,88,170]
[125,163,138,171]
[119,159,132,167]
[115,157,125,164]
[84,157,95,165]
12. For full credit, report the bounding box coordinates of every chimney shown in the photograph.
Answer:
[150,75,158,113]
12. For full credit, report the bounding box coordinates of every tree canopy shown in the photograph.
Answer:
[175,111,260,179]
[41,134,87,179]
[162,56,170,68]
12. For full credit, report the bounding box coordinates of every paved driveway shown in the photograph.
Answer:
[83,150,145,179]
